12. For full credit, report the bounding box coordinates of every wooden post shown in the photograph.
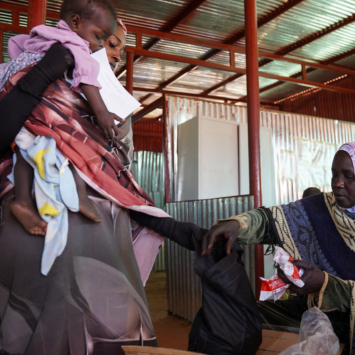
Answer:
[27,0,47,33]
[126,52,134,94]
[245,0,264,297]
[162,94,171,203]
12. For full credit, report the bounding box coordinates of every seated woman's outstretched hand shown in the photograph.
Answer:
[277,260,325,296]
[201,220,240,255]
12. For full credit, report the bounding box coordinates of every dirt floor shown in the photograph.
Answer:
[145,271,192,350]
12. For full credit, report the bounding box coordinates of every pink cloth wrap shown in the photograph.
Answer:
[8,20,100,93]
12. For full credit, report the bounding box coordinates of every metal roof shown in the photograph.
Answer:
[0,0,355,117]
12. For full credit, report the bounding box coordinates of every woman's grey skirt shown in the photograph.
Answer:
[0,190,157,355]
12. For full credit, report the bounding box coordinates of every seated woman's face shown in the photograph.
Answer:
[104,26,126,72]
[331,150,355,208]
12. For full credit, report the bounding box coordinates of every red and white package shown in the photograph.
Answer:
[259,247,304,301]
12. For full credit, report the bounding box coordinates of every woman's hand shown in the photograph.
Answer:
[277,260,325,296]
[201,220,240,255]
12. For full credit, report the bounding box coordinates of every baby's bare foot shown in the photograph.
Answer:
[79,196,102,223]
[11,200,47,236]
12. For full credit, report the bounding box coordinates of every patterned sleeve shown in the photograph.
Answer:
[313,273,352,313]
[216,208,277,245]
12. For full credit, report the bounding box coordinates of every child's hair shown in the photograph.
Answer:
[60,0,116,22]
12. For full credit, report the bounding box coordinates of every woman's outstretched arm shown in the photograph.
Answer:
[202,208,276,255]
[0,43,74,156]
[130,210,204,250]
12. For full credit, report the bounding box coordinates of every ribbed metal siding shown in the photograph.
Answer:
[166,96,355,206]
[281,76,355,124]
[132,121,163,153]
[165,195,254,322]
[132,150,164,208]
[131,151,165,271]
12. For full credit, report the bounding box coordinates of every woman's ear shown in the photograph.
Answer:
[69,14,81,32]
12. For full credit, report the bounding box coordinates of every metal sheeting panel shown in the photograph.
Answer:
[259,59,302,78]
[2,0,355,103]
[0,9,11,25]
[213,74,279,97]
[132,121,163,153]
[123,57,190,90]
[290,23,355,61]
[3,31,16,62]
[335,53,355,69]
[149,38,211,60]
[238,0,355,52]
[166,95,355,205]
[1,0,28,6]
[165,195,255,322]
[116,0,190,32]
[169,66,235,92]
[280,75,355,123]
[132,150,165,209]
[131,150,165,272]
[47,0,62,12]
[208,50,246,69]
[172,0,285,42]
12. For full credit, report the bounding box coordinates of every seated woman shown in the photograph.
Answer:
[202,144,355,354]
[0,20,198,355]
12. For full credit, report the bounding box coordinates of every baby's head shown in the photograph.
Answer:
[61,0,117,52]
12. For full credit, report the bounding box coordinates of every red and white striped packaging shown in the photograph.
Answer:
[259,247,304,302]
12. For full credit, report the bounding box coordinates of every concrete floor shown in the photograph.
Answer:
[145,271,192,350]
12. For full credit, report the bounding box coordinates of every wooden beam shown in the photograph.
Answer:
[132,86,278,106]
[132,97,163,123]
[258,47,355,97]
[115,0,208,77]
[133,131,162,137]
[139,94,153,104]
[204,13,355,97]
[0,1,59,20]
[126,47,355,96]
[150,0,306,89]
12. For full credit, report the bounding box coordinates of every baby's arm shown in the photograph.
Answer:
[80,84,124,140]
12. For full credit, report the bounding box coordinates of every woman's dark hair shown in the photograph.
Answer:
[60,0,116,22]
[302,187,321,198]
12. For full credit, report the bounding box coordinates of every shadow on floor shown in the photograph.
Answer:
[145,271,192,350]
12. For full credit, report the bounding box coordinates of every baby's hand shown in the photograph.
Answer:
[96,110,124,140]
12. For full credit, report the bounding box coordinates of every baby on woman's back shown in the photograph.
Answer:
[7,0,122,236]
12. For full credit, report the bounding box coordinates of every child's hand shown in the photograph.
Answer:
[96,110,124,140]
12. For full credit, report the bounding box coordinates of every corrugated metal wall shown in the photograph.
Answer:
[132,150,165,208]
[281,76,355,123]
[131,151,165,271]
[166,95,355,205]
[165,195,255,322]
[132,121,163,153]
[135,96,355,321]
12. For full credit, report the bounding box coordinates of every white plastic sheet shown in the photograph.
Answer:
[297,138,337,192]
[279,307,340,355]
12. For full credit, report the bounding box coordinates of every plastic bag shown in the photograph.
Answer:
[279,307,340,355]
[260,247,304,301]
[188,239,262,355]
